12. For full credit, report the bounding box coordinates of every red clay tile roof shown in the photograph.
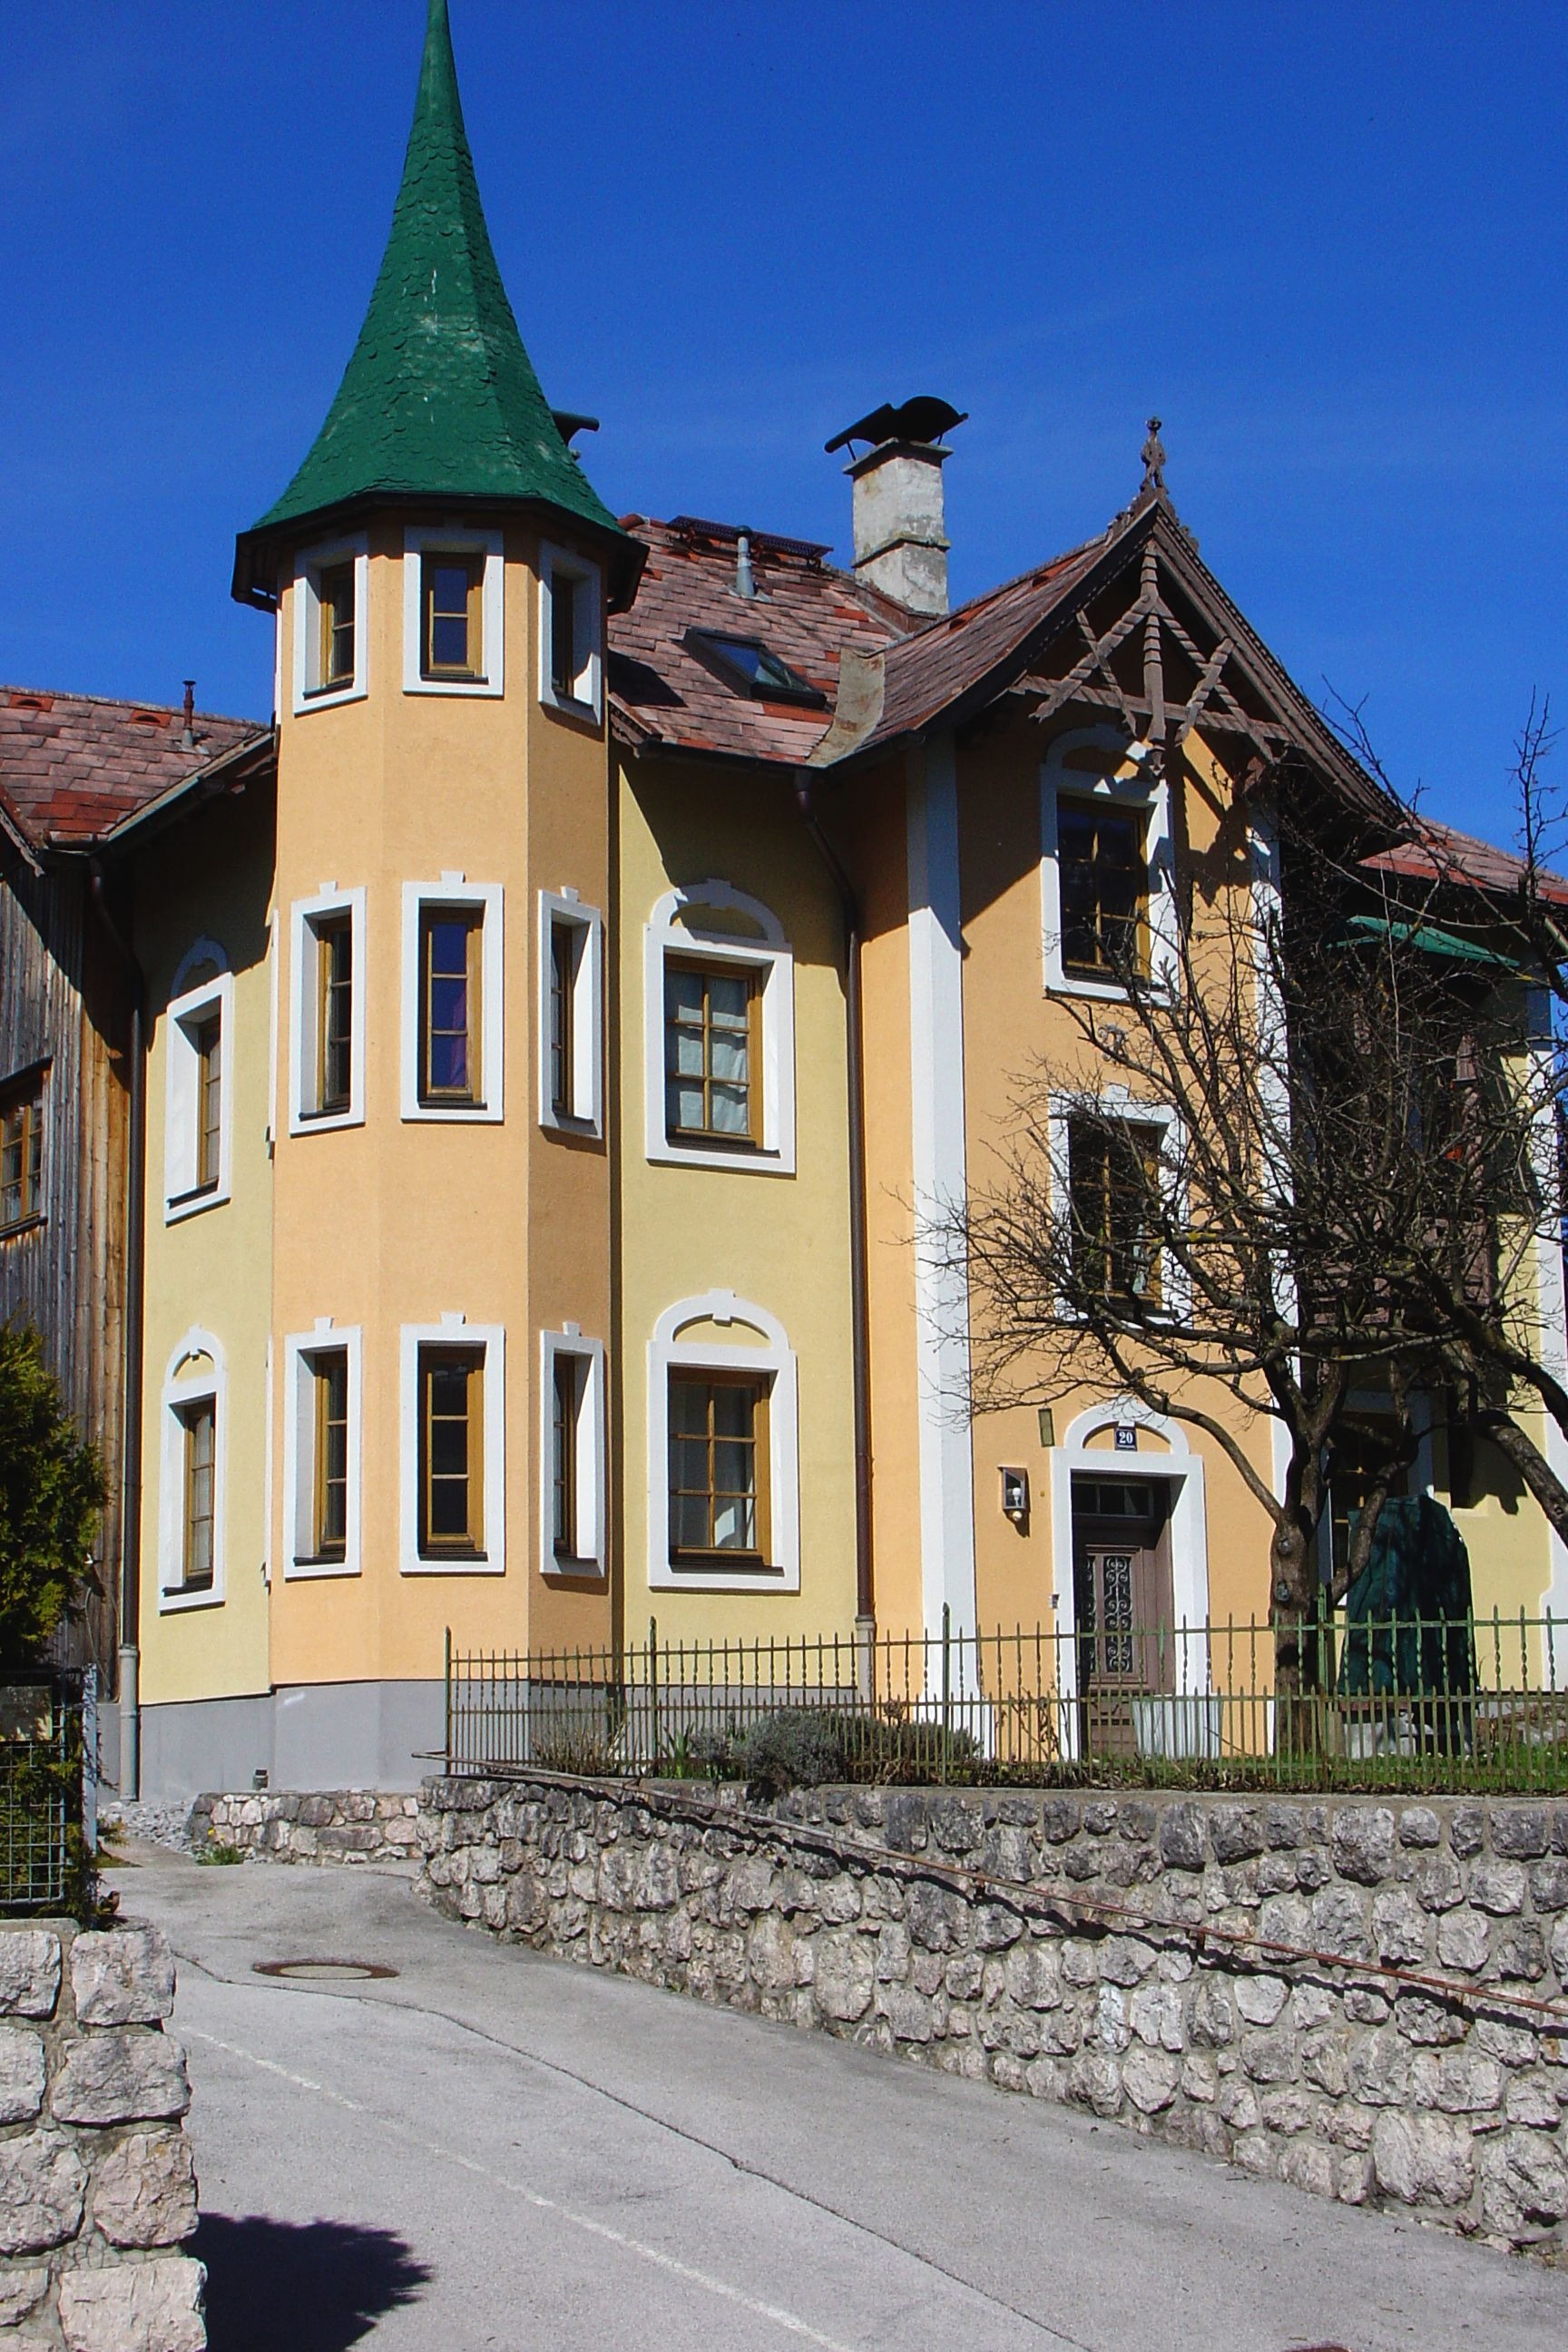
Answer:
[0,687,264,848]
[863,533,1112,752]
[1365,815,1568,908]
[608,517,908,764]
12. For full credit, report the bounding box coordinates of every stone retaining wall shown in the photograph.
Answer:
[190,1789,420,1866]
[419,1774,1568,2254]
[0,1918,202,2350]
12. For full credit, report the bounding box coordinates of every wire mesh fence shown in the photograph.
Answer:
[444,1612,1568,1793]
[0,1672,88,1915]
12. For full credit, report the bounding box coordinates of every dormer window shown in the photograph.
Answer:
[685,631,826,708]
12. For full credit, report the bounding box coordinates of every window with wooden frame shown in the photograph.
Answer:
[179,1398,217,1592]
[548,919,576,1122]
[1068,1117,1164,1308]
[551,1350,580,1560]
[549,570,580,704]
[1057,798,1148,979]
[664,959,762,1145]
[194,1014,223,1193]
[318,561,356,691]
[313,914,354,1117]
[539,544,602,716]
[0,1072,44,1235]
[417,1345,485,1556]
[309,1349,349,1563]
[668,1371,770,1562]
[421,553,484,680]
[419,908,484,1105]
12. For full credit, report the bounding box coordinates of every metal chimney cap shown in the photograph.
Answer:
[825,397,967,456]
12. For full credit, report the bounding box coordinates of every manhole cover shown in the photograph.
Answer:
[252,1959,398,1983]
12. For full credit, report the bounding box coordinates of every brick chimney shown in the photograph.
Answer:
[825,397,967,618]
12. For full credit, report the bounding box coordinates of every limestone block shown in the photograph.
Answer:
[927,1797,984,1855]
[745,1913,798,1994]
[1122,2045,1180,2114]
[1264,1802,1307,1851]
[1436,1911,1490,1974]
[1410,1854,1464,1913]
[1492,1923,1547,1983]
[1396,1806,1441,1848]
[1067,2050,1123,2116]
[1090,1985,1131,2054]
[1181,2051,1218,2102]
[0,2132,88,2252]
[1300,2029,1352,2098]
[1371,2110,1475,2206]
[1504,2076,1561,2129]
[974,1902,1023,1953]
[1348,2029,1412,2107]
[1129,1984,1184,2053]
[1391,1994,1465,2048]
[1474,2016,1539,2069]
[71,1926,176,2027]
[1448,1805,1485,1858]
[0,2267,49,2327]
[1189,1978,1234,2048]
[1331,1808,1396,1886]
[1527,1856,1568,1913]
[0,2024,46,2123]
[1157,1804,1206,1872]
[1365,1891,1426,1969]
[57,2255,206,2352]
[1308,1885,1371,1961]
[52,2031,191,2127]
[1279,2140,1336,2197]
[1261,2088,1313,2136]
[1258,1892,1310,1949]
[1208,1806,1266,1864]
[1480,2127,1568,2235]
[905,1880,967,1954]
[884,1986,934,2043]
[1410,2050,1503,2114]
[0,1931,61,2021]
[1468,1860,1526,1916]
[1234,1975,1288,2027]
[1232,2132,1277,2176]
[632,1846,679,1911]
[1240,2028,1296,2085]
[1491,1807,1549,1860]
[93,2130,199,2248]
[1552,1911,1568,1984]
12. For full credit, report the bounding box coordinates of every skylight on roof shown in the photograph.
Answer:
[686,631,826,707]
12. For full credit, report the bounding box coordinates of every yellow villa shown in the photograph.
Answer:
[4,1,1565,1802]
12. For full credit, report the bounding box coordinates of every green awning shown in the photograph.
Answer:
[1336,912,1522,973]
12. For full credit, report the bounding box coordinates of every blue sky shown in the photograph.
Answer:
[4,2,1565,843]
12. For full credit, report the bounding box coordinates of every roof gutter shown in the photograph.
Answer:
[792,772,875,1646]
[86,862,144,1800]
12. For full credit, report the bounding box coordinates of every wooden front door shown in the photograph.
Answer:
[1072,1476,1175,1755]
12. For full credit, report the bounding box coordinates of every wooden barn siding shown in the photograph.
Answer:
[0,850,128,1681]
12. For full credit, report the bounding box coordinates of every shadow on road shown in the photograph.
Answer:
[195,2214,432,2349]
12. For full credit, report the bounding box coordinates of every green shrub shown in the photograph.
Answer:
[0,1324,103,1667]
[736,1709,847,1798]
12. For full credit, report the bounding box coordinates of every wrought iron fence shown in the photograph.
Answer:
[0,1672,89,1916]
[444,1612,1568,1794]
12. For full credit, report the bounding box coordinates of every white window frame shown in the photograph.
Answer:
[643,882,796,1174]
[163,963,235,1222]
[289,885,367,1135]
[157,1327,227,1612]
[281,1320,363,1581]
[1047,1089,1191,1325]
[401,877,505,1122]
[648,1290,799,1592]
[398,1316,505,1576]
[402,525,505,697]
[538,544,603,720]
[292,532,368,714]
[538,888,603,1135]
[1041,725,1179,1002]
[540,1325,607,1578]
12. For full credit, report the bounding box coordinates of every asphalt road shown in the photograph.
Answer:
[110,1838,1568,2352]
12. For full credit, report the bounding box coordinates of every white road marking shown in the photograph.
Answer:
[187,2025,862,2351]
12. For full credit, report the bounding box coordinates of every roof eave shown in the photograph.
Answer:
[233,491,647,614]
[96,728,277,855]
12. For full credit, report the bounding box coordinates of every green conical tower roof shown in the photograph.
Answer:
[235,0,635,602]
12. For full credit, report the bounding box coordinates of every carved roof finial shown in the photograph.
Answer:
[1141,416,1166,494]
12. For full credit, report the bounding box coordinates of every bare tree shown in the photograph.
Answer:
[929,773,1564,1700]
